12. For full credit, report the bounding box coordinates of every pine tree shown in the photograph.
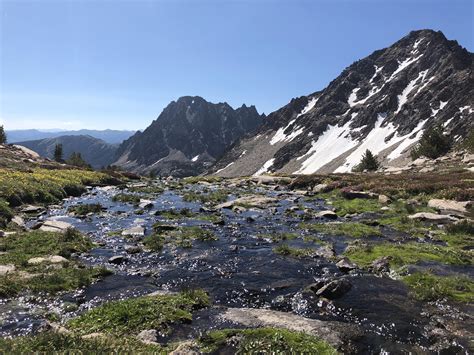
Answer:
[67,152,91,169]
[54,144,64,162]
[0,125,7,144]
[411,125,451,159]
[353,149,380,172]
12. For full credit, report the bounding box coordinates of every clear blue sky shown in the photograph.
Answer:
[0,0,472,131]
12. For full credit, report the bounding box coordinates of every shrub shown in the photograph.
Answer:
[0,125,6,144]
[411,125,451,159]
[353,149,380,172]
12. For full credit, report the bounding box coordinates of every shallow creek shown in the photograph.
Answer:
[1,182,472,353]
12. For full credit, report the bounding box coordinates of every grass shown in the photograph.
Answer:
[301,222,381,238]
[328,193,381,216]
[67,289,209,336]
[68,203,104,216]
[344,242,472,268]
[143,233,165,252]
[0,229,93,265]
[0,168,119,207]
[0,198,13,227]
[0,332,163,353]
[292,170,474,201]
[273,244,316,258]
[182,190,229,204]
[403,272,474,303]
[199,328,337,354]
[182,176,223,184]
[0,229,110,298]
[156,208,195,220]
[112,193,140,204]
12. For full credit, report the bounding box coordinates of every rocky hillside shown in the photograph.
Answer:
[17,135,117,169]
[211,29,473,177]
[114,96,263,177]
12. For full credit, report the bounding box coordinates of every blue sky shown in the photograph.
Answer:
[0,0,472,131]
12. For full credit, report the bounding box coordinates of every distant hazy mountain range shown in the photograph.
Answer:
[16,135,117,169]
[6,129,135,144]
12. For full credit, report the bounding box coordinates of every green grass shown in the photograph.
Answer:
[331,196,381,216]
[273,244,316,258]
[143,233,165,251]
[68,203,104,216]
[344,242,472,268]
[112,193,140,204]
[301,222,381,238]
[199,328,337,354]
[403,272,474,303]
[0,168,119,207]
[67,289,209,336]
[182,190,228,204]
[0,229,93,265]
[156,208,195,220]
[0,198,13,227]
[182,176,223,184]
[0,229,110,298]
[0,332,163,354]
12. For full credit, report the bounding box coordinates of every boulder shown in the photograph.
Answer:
[39,220,73,232]
[312,184,329,193]
[315,245,336,259]
[219,308,362,350]
[336,257,357,272]
[27,255,68,265]
[427,199,471,215]
[408,212,456,223]
[0,264,16,276]
[216,195,277,209]
[136,329,159,344]
[108,255,127,264]
[340,189,377,200]
[11,216,25,227]
[462,154,474,164]
[170,340,200,355]
[315,210,338,220]
[121,226,145,237]
[139,200,154,209]
[125,245,142,254]
[378,195,391,205]
[21,205,45,214]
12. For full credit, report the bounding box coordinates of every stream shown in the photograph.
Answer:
[1,181,472,354]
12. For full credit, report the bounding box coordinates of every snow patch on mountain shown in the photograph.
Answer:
[254,158,275,176]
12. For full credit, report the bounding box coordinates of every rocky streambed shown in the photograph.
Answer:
[1,176,473,353]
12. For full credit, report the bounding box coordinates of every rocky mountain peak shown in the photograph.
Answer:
[211,29,473,177]
[114,96,264,177]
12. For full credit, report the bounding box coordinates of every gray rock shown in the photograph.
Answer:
[136,329,159,344]
[39,220,73,232]
[125,245,142,254]
[341,190,377,200]
[139,200,154,209]
[219,308,362,350]
[336,257,357,272]
[371,256,391,273]
[11,216,25,227]
[408,212,456,223]
[121,226,145,237]
[378,194,391,205]
[315,210,338,219]
[312,183,329,193]
[427,199,471,215]
[20,205,45,214]
[0,264,16,276]
[108,255,127,264]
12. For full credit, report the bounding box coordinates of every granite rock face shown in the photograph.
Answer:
[114,96,263,177]
[211,29,473,177]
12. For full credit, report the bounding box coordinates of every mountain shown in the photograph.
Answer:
[210,29,473,177]
[17,135,117,169]
[114,96,264,177]
[6,129,135,144]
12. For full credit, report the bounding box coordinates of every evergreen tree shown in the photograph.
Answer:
[67,152,91,169]
[53,144,64,162]
[411,125,451,159]
[0,125,7,144]
[353,149,380,172]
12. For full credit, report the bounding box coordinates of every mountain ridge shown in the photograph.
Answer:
[210,29,473,177]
